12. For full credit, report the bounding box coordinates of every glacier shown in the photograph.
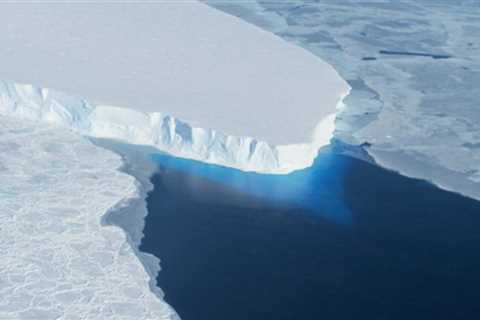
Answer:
[0,1,349,174]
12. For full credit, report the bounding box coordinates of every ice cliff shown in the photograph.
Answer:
[0,81,348,173]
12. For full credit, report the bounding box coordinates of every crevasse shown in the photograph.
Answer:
[0,80,349,174]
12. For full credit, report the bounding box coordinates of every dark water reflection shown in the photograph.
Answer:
[141,152,480,320]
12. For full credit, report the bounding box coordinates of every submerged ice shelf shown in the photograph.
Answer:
[0,1,349,174]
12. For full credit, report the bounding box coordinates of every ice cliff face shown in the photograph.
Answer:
[0,81,348,174]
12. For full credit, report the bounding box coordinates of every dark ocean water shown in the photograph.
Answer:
[140,152,480,320]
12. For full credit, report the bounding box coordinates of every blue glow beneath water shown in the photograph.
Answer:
[150,152,352,224]
[143,151,480,320]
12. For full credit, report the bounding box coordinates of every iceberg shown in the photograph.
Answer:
[0,1,349,173]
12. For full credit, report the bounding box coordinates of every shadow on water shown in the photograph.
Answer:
[141,150,480,320]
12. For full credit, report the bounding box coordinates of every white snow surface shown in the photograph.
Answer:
[0,116,179,320]
[0,1,349,173]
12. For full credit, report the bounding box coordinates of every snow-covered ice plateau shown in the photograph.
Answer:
[0,1,349,174]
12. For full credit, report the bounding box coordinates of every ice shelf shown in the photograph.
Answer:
[0,1,349,173]
[206,0,480,200]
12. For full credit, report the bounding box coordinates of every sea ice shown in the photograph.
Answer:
[0,116,178,320]
[207,0,480,200]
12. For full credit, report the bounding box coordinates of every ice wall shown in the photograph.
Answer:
[0,81,348,173]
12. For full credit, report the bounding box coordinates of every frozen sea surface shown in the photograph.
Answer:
[206,0,480,200]
[0,117,178,320]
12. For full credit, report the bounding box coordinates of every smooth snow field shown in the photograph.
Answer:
[0,1,349,173]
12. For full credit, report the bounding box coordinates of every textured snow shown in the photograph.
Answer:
[0,116,178,320]
[0,1,349,173]
[207,0,480,200]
